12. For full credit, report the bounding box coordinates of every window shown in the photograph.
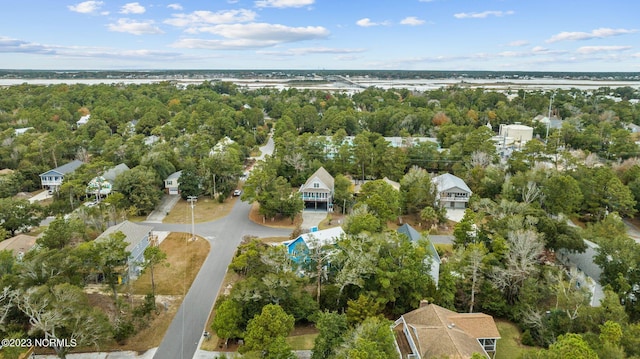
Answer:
[313,182,320,188]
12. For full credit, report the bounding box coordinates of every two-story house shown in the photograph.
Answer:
[299,167,334,211]
[96,220,153,282]
[164,170,182,195]
[432,173,472,209]
[39,160,84,193]
[393,301,500,359]
[397,224,441,288]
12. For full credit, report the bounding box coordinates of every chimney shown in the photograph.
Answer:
[420,299,430,308]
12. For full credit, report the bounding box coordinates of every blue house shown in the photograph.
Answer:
[284,226,345,263]
[397,223,441,287]
[96,220,154,282]
[39,160,84,193]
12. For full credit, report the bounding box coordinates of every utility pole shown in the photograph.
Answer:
[545,92,555,144]
[187,196,197,241]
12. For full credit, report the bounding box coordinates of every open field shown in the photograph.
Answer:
[163,197,237,224]
[495,319,539,359]
[248,202,302,229]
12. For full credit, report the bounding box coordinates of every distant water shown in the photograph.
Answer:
[1,77,639,92]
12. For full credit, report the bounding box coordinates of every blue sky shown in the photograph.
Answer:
[2,0,639,71]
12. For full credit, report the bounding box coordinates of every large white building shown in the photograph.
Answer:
[498,124,533,146]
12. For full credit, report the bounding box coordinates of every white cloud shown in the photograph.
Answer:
[165,9,257,27]
[454,10,514,19]
[187,23,328,40]
[68,1,104,14]
[108,19,164,35]
[0,36,58,54]
[171,23,329,50]
[356,18,390,27]
[546,28,637,43]
[167,3,183,10]
[120,2,146,14]
[258,47,365,56]
[576,45,632,54]
[507,40,529,47]
[255,0,314,8]
[400,17,425,26]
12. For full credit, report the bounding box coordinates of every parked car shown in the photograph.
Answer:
[233,189,242,197]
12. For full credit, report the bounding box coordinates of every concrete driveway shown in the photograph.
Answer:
[146,194,180,223]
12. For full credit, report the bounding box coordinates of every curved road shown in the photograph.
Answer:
[151,134,285,359]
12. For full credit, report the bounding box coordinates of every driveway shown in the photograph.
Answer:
[28,190,52,203]
[146,194,180,223]
[252,131,275,161]
[301,210,328,230]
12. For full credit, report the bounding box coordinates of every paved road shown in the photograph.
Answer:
[149,197,290,359]
[254,131,274,161]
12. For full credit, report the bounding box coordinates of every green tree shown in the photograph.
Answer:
[357,179,400,223]
[211,298,243,348]
[94,231,130,301]
[400,166,436,215]
[542,174,583,215]
[113,166,162,215]
[345,294,382,326]
[0,198,42,236]
[37,217,83,249]
[142,245,168,298]
[333,174,354,215]
[334,317,396,359]
[178,165,202,200]
[343,204,382,235]
[311,311,348,359]
[240,304,295,359]
[527,333,598,359]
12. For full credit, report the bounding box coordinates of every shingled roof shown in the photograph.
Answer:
[395,303,500,359]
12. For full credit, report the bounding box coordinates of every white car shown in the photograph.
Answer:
[233,189,242,197]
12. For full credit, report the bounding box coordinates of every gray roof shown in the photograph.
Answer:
[166,170,182,181]
[96,220,153,253]
[103,163,130,183]
[42,160,84,176]
[301,167,334,191]
[558,239,602,282]
[397,224,441,264]
[432,173,471,193]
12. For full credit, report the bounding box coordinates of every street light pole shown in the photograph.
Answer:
[187,196,197,241]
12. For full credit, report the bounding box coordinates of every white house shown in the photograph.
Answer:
[164,170,182,195]
[39,160,84,193]
[76,114,90,127]
[498,124,533,145]
[432,173,472,209]
[87,163,130,198]
[299,167,334,212]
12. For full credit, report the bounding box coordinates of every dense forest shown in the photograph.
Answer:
[1,80,640,358]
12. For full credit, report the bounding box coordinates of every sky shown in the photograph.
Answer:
[2,0,639,71]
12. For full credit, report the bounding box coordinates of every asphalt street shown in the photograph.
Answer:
[150,134,289,359]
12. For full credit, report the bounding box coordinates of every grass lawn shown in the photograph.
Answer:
[495,319,538,359]
[286,333,318,350]
[98,232,210,352]
[248,202,302,229]
[164,196,237,224]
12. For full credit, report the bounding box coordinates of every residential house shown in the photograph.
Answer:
[14,127,34,136]
[164,170,182,195]
[393,301,501,359]
[39,160,84,193]
[96,220,153,281]
[0,234,37,261]
[283,226,345,263]
[556,239,605,307]
[299,167,334,211]
[498,124,533,146]
[87,163,130,198]
[432,173,472,209]
[397,224,441,287]
[352,177,400,195]
[76,114,90,127]
[625,123,640,133]
[209,136,236,156]
[144,135,160,146]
